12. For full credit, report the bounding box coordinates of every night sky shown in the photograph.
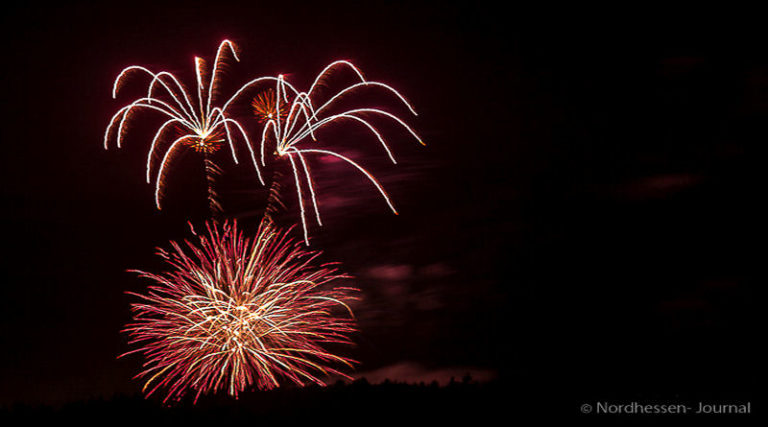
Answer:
[1,1,759,412]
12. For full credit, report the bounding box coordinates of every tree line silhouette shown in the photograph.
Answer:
[2,376,510,423]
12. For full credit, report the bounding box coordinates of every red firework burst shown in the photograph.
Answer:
[252,88,288,123]
[180,128,225,154]
[121,220,359,403]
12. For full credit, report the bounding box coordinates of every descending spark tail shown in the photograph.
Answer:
[204,155,223,217]
[262,170,287,226]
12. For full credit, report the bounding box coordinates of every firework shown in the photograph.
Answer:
[104,40,265,210]
[252,89,288,124]
[121,220,359,403]
[232,61,423,244]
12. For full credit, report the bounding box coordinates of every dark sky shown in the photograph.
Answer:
[1,2,760,406]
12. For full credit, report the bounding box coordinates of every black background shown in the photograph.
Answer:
[0,1,760,421]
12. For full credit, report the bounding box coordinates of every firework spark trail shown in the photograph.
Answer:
[203,155,223,218]
[104,40,268,212]
[121,220,359,404]
[261,170,287,226]
[245,62,423,244]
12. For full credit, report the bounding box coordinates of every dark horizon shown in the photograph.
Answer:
[1,1,759,418]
